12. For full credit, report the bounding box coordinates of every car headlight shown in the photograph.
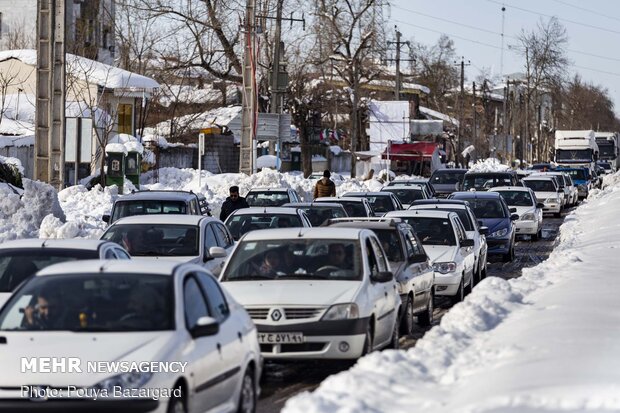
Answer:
[321,303,359,321]
[489,228,509,238]
[545,197,560,204]
[93,372,152,392]
[520,212,536,221]
[433,262,457,274]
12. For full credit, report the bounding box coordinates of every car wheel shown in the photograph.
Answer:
[418,289,434,327]
[167,387,186,413]
[362,321,374,355]
[237,368,256,413]
[451,278,464,305]
[502,246,514,262]
[554,211,562,218]
[531,230,539,241]
[399,296,414,336]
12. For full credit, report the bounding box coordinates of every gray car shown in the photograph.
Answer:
[429,169,467,198]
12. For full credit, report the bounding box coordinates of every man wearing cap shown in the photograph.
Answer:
[220,186,250,221]
[313,170,337,199]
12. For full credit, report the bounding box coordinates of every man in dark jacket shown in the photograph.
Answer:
[313,170,337,199]
[220,186,249,221]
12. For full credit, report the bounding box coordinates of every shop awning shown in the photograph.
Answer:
[381,142,438,161]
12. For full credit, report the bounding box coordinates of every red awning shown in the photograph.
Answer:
[381,142,438,161]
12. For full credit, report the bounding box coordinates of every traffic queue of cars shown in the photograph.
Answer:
[0,167,593,411]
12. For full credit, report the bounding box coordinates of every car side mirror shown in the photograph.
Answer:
[102,214,110,223]
[460,238,475,247]
[206,246,227,262]
[371,270,394,283]
[409,253,427,264]
[510,214,519,221]
[536,202,545,209]
[479,226,489,235]
[190,316,219,338]
[509,207,517,213]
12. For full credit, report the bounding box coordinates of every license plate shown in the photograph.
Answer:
[258,332,304,344]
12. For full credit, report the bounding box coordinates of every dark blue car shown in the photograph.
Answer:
[556,167,591,199]
[448,191,518,262]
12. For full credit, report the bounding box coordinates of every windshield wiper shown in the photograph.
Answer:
[225,275,278,281]
[71,326,111,332]
[276,274,328,279]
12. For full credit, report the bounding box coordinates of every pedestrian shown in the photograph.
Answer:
[220,186,249,221]
[313,170,337,199]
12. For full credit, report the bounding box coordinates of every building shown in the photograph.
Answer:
[0,0,115,64]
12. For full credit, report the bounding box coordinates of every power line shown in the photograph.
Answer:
[392,19,503,50]
[550,0,620,24]
[486,0,620,36]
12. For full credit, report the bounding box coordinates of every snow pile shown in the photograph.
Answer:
[0,155,24,174]
[469,157,511,172]
[284,173,620,413]
[601,169,620,190]
[256,155,279,169]
[0,180,65,243]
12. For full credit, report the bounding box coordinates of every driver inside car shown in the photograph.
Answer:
[326,243,348,270]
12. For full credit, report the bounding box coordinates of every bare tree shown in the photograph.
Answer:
[0,61,24,125]
[4,19,35,50]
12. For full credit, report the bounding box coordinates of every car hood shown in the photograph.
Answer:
[479,217,510,233]
[222,280,361,307]
[0,331,176,387]
[423,245,456,264]
[514,206,536,216]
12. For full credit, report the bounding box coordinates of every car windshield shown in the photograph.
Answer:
[383,188,424,205]
[431,172,464,184]
[221,239,362,281]
[246,192,290,206]
[373,230,404,262]
[301,207,347,226]
[226,214,303,240]
[496,191,533,207]
[101,224,199,257]
[598,161,612,168]
[524,180,556,192]
[0,249,99,293]
[556,149,593,162]
[456,198,507,219]
[0,273,174,332]
[111,200,187,222]
[463,174,513,191]
[399,217,456,246]
[559,169,588,180]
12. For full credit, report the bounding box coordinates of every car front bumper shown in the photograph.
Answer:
[515,220,539,235]
[433,272,463,296]
[487,238,512,255]
[256,318,370,360]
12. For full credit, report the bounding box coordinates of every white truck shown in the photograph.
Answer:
[594,132,619,171]
[554,130,599,172]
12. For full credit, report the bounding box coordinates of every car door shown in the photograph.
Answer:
[453,217,474,285]
[212,223,234,276]
[403,229,433,312]
[202,224,222,274]
[368,236,397,347]
[183,275,228,412]
[195,271,244,410]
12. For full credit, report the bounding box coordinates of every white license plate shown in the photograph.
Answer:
[258,332,304,344]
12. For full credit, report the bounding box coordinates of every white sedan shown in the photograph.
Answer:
[220,228,402,360]
[489,186,544,240]
[0,260,261,413]
[101,215,233,276]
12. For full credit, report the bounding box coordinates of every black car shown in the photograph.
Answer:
[461,171,519,191]
[429,169,467,198]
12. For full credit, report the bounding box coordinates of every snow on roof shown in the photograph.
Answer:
[0,118,34,136]
[468,157,511,172]
[145,105,242,139]
[419,106,459,127]
[158,84,240,108]
[105,143,127,155]
[0,49,159,91]
[282,170,620,413]
[0,135,34,148]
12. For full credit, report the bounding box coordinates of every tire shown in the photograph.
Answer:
[167,387,186,413]
[399,296,414,336]
[237,368,257,413]
[361,321,373,355]
[531,231,539,241]
[502,246,514,263]
[417,289,434,327]
[450,278,464,305]
[554,211,562,218]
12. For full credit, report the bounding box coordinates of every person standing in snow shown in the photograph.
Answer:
[220,186,249,221]
[313,170,337,199]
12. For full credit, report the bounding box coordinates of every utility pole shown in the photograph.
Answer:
[456,56,470,166]
[386,26,413,101]
[35,0,66,189]
[240,0,257,175]
[524,46,530,166]
[503,79,509,162]
[472,81,477,157]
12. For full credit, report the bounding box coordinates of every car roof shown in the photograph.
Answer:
[115,190,197,202]
[247,187,290,192]
[432,168,468,174]
[488,186,532,192]
[110,214,211,225]
[239,227,366,241]
[327,221,406,230]
[386,210,457,219]
[382,185,423,190]
[315,197,366,203]
[410,203,468,211]
[450,191,503,199]
[229,207,300,215]
[0,239,111,251]
[464,171,516,175]
[411,199,469,206]
[342,191,394,196]
[282,202,344,208]
[35,259,186,277]
[522,176,555,181]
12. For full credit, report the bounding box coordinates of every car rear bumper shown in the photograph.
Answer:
[542,204,561,213]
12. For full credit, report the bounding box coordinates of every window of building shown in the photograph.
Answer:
[117,103,133,135]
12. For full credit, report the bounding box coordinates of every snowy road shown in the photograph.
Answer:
[256,213,567,413]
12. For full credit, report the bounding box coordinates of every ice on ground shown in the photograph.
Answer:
[283,169,620,413]
[468,157,511,173]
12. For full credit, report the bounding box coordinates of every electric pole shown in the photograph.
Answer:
[240,0,257,175]
[386,26,413,101]
[455,56,470,166]
[472,81,477,156]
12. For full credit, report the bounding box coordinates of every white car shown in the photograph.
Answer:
[224,207,312,241]
[532,171,578,207]
[341,191,403,216]
[522,177,563,217]
[489,186,544,240]
[100,215,233,276]
[384,210,475,304]
[0,260,261,413]
[220,228,402,360]
[0,239,130,308]
[245,187,302,206]
[407,199,488,284]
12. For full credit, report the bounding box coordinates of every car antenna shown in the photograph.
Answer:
[41,239,48,248]
[297,227,304,237]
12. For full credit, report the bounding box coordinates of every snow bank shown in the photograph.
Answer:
[284,171,620,413]
[256,155,278,169]
[469,157,511,173]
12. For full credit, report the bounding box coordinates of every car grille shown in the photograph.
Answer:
[245,307,325,320]
[260,343,327,353]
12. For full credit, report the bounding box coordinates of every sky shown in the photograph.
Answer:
[388,0,620,116]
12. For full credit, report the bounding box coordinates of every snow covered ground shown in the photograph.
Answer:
[282,170,620,413]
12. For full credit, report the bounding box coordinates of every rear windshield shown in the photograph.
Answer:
[400,217,456,246]
[382,188,424,205]
[300,207,347,226]
[431,171,464,184]
[0,249,98,293]
[495,191,534,207]
[338,201,368,217]
[524,180,556,192]
[226,214,303,240]
[463,174,514,191]
[246,192,290,207]
[111,200,188,222]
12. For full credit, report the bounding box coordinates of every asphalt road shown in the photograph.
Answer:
[256,213,566,413]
